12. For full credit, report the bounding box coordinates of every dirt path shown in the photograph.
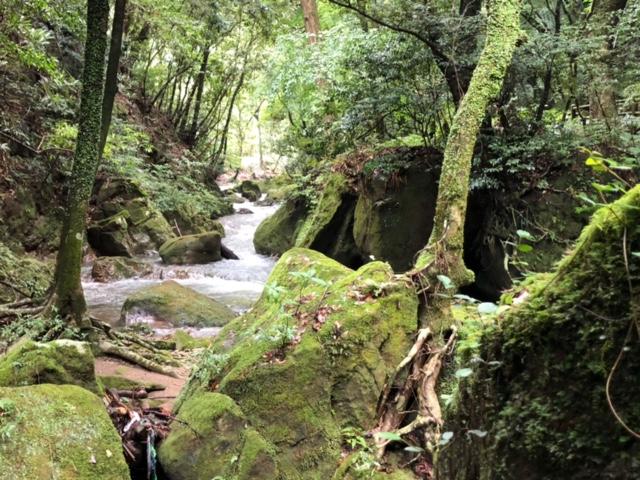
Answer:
[95,356,191,410]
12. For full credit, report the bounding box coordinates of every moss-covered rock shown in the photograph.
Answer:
[159,231,222,265]
[87,211,134,257]
[438,185,640,480]
[237,180,261,202]
[162,206,226,236]
[90,178,175,254]
[353,160,441,272]
[91,256,153,282]
[158,393,278,480]
[0,242,52,303]
[121,280,236,327]
[253,199,309,256]
[168,248,418,479]
[0,384,130,479]
[0,339,100,394]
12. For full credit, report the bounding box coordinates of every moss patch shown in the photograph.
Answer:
[121,280,236,327]
[0,242,52,303]
[158,392,278,480]
[0,340,100,394]
[0,384,130,479]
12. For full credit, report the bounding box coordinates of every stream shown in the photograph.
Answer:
[82,200,279,336]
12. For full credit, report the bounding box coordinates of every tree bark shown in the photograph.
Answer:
[187,46,210,145]
[54,0,110,326]
[414,0,524,288]
[99,0,127,158]
[300,0,321,44]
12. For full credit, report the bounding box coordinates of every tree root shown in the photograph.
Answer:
[98,340,179,378]
[375,326,457,459]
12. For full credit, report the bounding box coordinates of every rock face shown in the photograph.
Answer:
[121,280,236,327]
[253,199,309,256]
[160,248,418,479]
[0,340,100,394]
[159,231,222,265]
[438,186,640,480]
[88,177,175,256]
[91,256,154,282]
[0,384,130,479]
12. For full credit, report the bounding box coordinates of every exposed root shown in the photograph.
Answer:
[375,326,457,460]
[98,340,179,378]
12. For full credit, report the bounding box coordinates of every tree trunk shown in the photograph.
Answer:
[300,0,321,44]
[99,0,127,158]
[54,0,109,326]
[588,0,627,126]
[415,0,524,287]
[187,46,210,145]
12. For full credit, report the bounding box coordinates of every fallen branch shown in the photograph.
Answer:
[98,340,179,378]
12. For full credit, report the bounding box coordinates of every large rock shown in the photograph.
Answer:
[0,384,130,479]
[162,248,418,479]
[353,160,440,272]
[89,177,175,255]
[0,242,52,303]
[121,280,236,327]
[159,231,223,265]
[0,339,100,394]
[91,256,154,282]
[438,186,640,480]
[237,180,261,201]
[158,393,278,480]
[253,199,309,256]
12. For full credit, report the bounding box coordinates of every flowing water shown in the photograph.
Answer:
[82,200,278,336]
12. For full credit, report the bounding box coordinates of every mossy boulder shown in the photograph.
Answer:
[91,256,154,282]
[0,384,130,479]
[253,199,309,256]
[0,340,100,394]
[158,393,278,480]
[0,242,52,303]
[353,160,440,272]
[162,206,226,236]
[438,185,640,480]
[237,180,261,201]
[167,248,418,479]
[121,280,236,327]
[159,231,223,265]
[295,172,362,267]
[90,178,175,255]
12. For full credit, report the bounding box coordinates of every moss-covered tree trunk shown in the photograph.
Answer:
[99,0,127,158]
[54,0,109,326]
[414,0,523,290]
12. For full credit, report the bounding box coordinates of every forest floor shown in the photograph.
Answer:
[96,353,195,410]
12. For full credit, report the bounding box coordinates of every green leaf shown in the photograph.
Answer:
[455,368,473,378]
[375,432,404,443]
[477,302,498,314]
[437,274,454,289]
[585,156,606,172]
[631,252,640,258]
[517,244,533,253]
